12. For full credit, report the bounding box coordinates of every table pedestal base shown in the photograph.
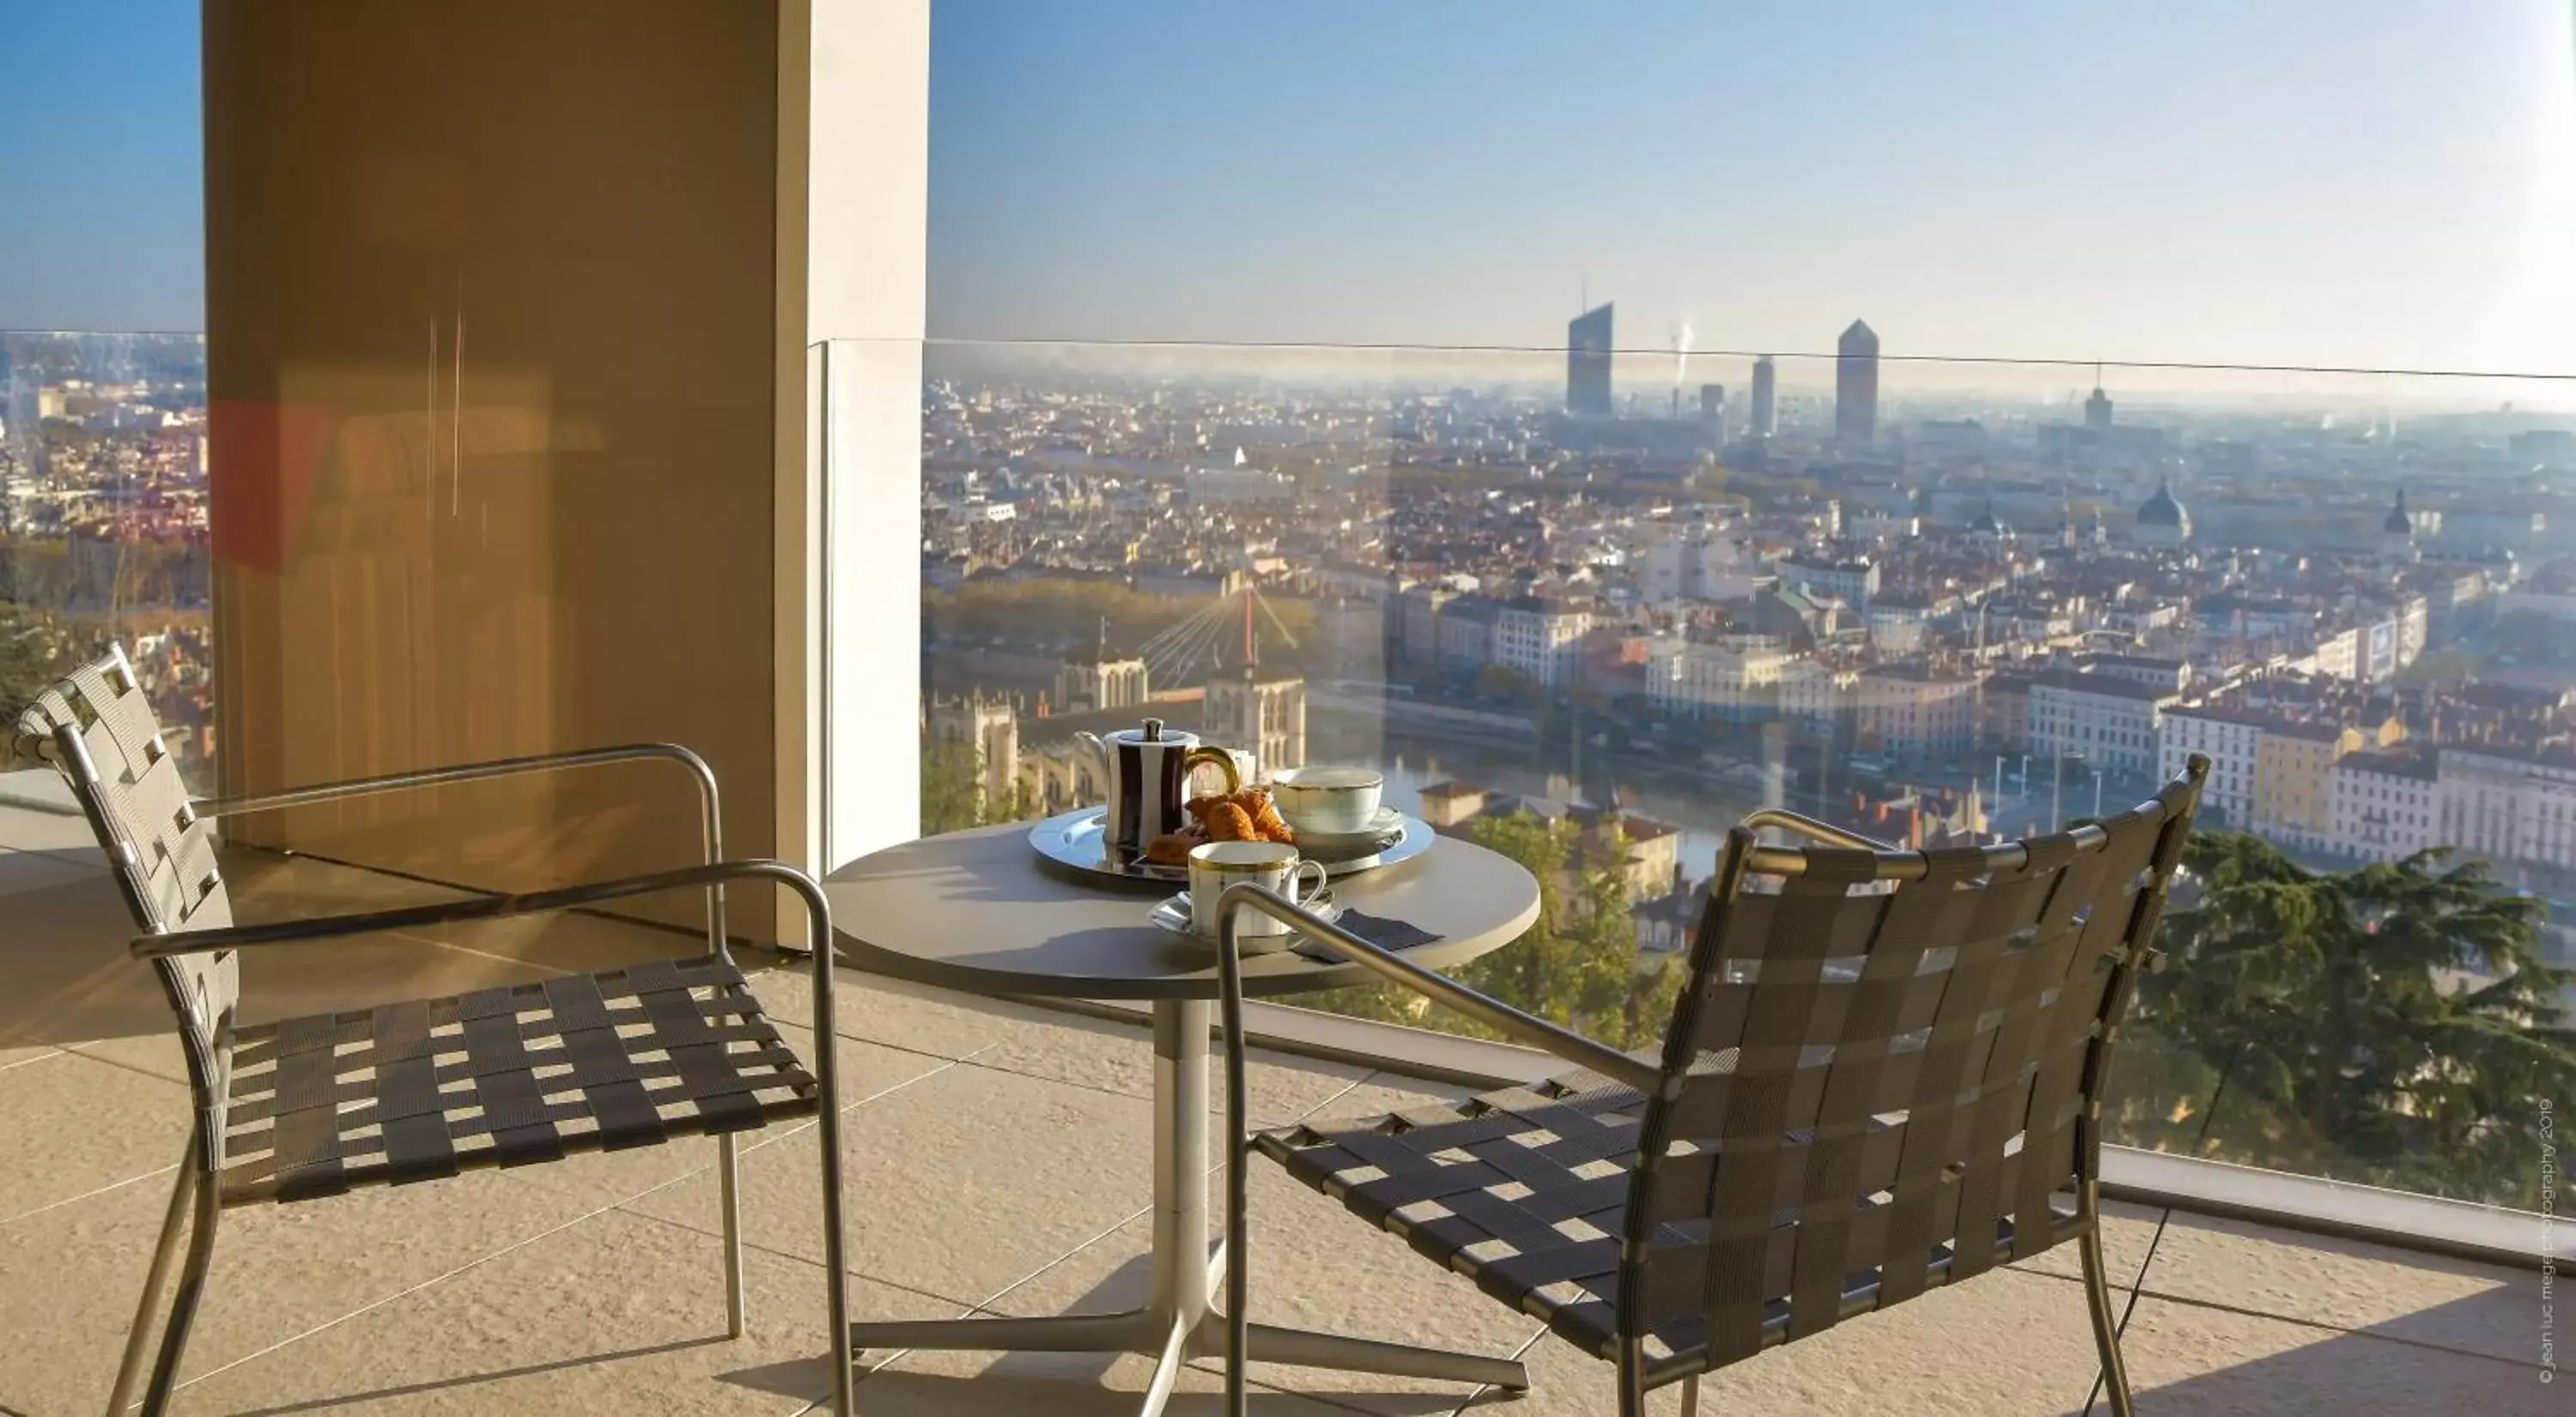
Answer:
[844,999,1530,1414]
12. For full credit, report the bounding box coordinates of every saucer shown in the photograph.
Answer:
[1151,889,1340,952]
[1287,807,1404,845]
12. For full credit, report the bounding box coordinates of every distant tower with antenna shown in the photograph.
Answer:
[1567,301,1615,418]
[2085,364,2113,430]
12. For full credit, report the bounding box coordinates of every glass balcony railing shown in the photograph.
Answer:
[909,334,2576,1213]
[0,330,214,775]
[13,321,2570,1218]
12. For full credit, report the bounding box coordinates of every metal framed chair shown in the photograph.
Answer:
[1213,757,2208,1416]
[13,646,856,1417]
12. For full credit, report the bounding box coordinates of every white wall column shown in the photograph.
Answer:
[787,0,929,873]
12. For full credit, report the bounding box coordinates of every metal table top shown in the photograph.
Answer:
[823,819,1540,1000]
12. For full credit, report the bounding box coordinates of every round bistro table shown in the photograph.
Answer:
[823,818,1543,1409]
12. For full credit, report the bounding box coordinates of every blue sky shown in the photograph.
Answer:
[6,2,2571,376]
[0,0,201,332]
[928,0,2576,373]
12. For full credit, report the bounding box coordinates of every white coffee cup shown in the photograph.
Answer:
[1270,765,1386,836]
[1188,840,1327,944]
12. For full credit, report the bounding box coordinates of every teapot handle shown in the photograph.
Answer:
[1182,746,1242,799]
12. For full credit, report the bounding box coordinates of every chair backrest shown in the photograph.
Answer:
[1619,760,2204,1371]
[13,645,237,1168]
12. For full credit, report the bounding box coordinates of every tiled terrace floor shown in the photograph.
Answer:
[0,793,2555,1415]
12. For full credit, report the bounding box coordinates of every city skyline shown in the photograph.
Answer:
[7,3,2576,384]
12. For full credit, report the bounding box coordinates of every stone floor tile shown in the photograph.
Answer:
[2119,1292,2552,1415]
[750,964,1103,1066]
[171,1207,948,1417]
[969,1013,1378,1128]
[0,1043,60,1073]
[1489,1267,2112,1416]
[2007,1196,2166,1292]
[61,1030,195,1086]
[0,1051,191,1223]
[975,1161,1539,1416]
[0,1165,611,1415]
[0,845,100,897]
[2136,1210,2537,1365]
[623,1057,1158,1307]
[863,1341,1380,1416]
[0,806,111,854]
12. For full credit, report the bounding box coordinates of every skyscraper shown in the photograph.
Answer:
[1566,302,1614,418]
[1698,383,1727,445]
[2085,384,2113,429]
[1835,320,1878,448]
[1749,356,1777,439]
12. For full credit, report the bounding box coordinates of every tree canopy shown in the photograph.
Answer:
[1306,809,1679,1052]
[2111,830,2576,1208]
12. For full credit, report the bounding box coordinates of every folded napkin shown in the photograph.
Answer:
[1291,908,1444,962]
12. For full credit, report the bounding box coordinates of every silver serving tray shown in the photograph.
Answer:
[1028,806,1432,885]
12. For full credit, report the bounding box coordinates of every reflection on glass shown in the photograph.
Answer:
[0,331,215,774]
[912,335,2576,1209]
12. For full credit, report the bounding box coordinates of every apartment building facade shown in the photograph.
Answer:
[2028,668,2177,776]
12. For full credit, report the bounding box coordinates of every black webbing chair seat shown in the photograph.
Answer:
[217,956,817,1204]
[1257,1062,2084,1368]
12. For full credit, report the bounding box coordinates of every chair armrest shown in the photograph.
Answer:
[1208,884,1662,1095]
[133,858,813,959]
[189,742,720,821]
[1738,807,1898,851]
[189,743,731,952]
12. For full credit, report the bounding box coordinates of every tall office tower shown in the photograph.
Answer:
[1566,302,1614,417]
[1698,382,1727,444]
[2085,383,2113,429]
[1750,356,1777,438]
[1835,319,1879,449]
[1,345,41,477]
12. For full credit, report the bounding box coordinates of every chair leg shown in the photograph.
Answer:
[719,1132,746,1338]
[2079,1221,2137,1417]
[1680,1373,1701,1417]
[1615,1341,1648,1417]
[137,1157,222,1417]
[106,1148,199,1416]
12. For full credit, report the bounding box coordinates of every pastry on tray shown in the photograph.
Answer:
[1186,788,1296,845]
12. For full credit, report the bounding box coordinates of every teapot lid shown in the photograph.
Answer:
[1110,718,1191,745]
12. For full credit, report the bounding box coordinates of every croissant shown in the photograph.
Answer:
[1233,787,1296,844]
[1207,801,1260,842]
[1143,830,1202,866]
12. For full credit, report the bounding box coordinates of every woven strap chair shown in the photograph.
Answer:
[1212,757,2208,1417]
[14,646,857,1417]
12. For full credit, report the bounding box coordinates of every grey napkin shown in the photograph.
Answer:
[1292,909,1443,961]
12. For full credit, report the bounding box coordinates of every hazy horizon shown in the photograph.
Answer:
[7,2,2574,383]
[926,0,2576,378]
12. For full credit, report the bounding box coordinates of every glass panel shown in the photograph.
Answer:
[1,331,215,775]
[908,333,2576,1211]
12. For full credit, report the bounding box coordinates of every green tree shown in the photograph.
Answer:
[0,601,76,767]
[2111,830,2576,1207]
[920,736,989,837]
[1307,811,1682,1052]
